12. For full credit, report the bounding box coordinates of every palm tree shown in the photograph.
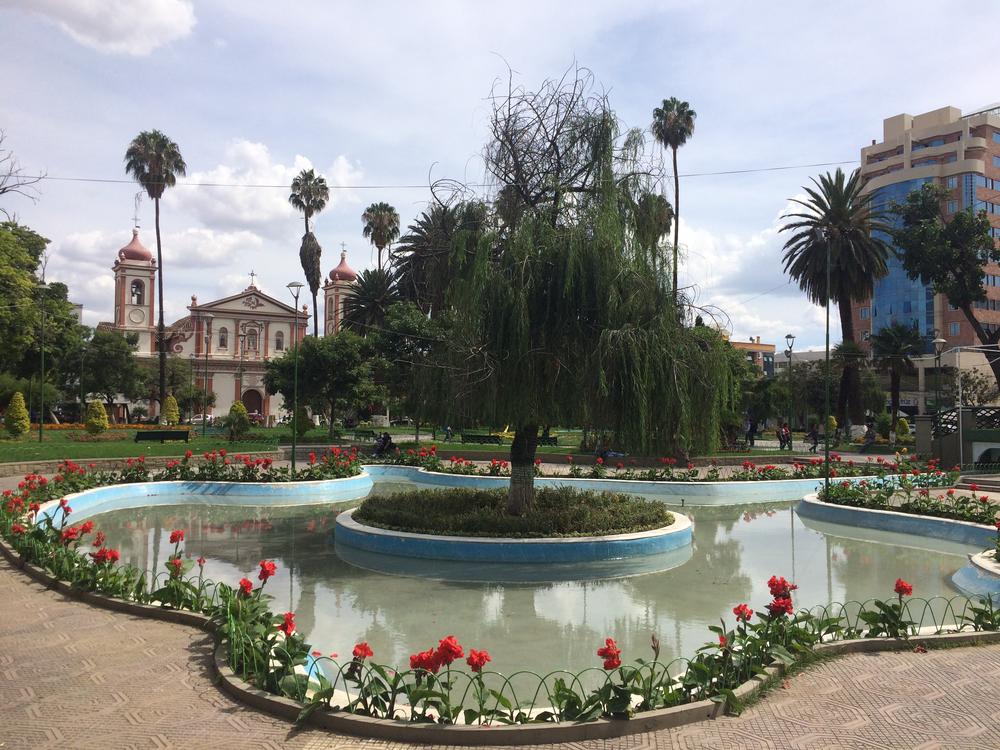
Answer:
[362,202,400,272]
[393,203,458,314]
[781,168,891,424]
[871,323,923,439]
[634,191,673,260]
[124,130,186,416]
[651,97,696,295]
[342,268,400,333]
[289,169,330,336]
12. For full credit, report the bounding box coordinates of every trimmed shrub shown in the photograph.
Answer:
[162,395,180,425]
[294,405,311,439]
[896,417,910,436]
[353,487,673,538]
[875,412,892,439]
[826,415,838,435]
[4,391,30,437]
[225,401,251,441]
[85,401,109,435]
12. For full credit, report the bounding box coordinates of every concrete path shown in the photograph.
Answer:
[2,556,999,749]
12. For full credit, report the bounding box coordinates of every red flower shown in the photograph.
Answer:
[718,634,727,648]
[94,531,107,547]
[238,577,253,597]
[767,575,798,599]
[597,457,604,465]
[894,578,913,597]
[61,526,81,544]
[219,448,227,457]
[466,649,491,673]
[309,452,317,465]
[597,637,621,670]
[184,449,193,459]
[410,648,439,673]
[91,547,120,565]
[353,641,374,660]
[534,457,542,466]
[732,603,754,622]
[766,597,794,617]
[278,611,295,637]
[970,483,979,492]
[434,635,463,666]
[311,650,322,657]
[258,559,277,581]
[196,556,206,567]
[616,462,624,470]
[80,520,94,535]
[169,529,185,544]
[11,523,26,535]
[566,455,574,463]
[167,557,183,577]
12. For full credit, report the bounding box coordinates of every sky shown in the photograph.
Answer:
[0,0,996,350]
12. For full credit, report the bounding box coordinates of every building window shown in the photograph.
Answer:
[950,321,961,336]
[275,331,284,351]
[247,331,258,351]
[994,156,1000,168]
[994,132,1000,144]
[218,327,228,349]
[947,200,957,214]
[860,307,870,320]
[947,176,958,189]
[130,280,144,305]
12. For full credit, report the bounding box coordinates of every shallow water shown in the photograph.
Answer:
[87,482,978,675]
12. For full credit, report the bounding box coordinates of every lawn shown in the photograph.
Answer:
[0,429,277,464]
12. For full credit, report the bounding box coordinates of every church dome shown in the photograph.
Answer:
[329,251,357,282]
[118,229,153,262]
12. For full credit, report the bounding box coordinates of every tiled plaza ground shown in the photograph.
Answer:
[2,555,1000,749]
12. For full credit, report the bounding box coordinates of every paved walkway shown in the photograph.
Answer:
[2,556,1000,749]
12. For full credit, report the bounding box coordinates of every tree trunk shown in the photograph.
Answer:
[328,400,336,439]
[312,290,319,338]
[155,197,166,420]
[507,423,539,516]
[960,303,1000,392]
[672,146,680,297]
[838,293,864,423]
[890,369,901,436]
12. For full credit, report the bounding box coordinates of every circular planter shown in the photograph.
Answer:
[952,550,1000,597]
[333,507,692,563]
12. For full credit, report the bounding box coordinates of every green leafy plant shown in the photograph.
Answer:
[84,400,109,435]
[4,391,30,437]
[162,395,180,425]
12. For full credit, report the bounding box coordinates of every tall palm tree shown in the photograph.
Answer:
[871,322,923,438]
[362,202,400,272]
[392,203,458,314]
[342,268,400,333]
[651,97,696,295]
[780,167,891,424]
[634,191,674,260]
[289,169,330,336]
[124,130,186,417]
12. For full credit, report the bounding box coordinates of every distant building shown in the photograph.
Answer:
[851,105,1000,352]
[729,336,776,376]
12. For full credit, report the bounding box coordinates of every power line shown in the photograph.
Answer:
[15,159,861,190]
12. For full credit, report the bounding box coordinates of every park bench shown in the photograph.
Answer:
[135,429,190,444]
[537,435,558,446]
[461,433,502,445]
[353,429,377,442]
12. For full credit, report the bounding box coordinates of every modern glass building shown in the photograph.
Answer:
[852,106,1000,354]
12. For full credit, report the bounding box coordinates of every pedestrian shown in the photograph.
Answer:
[746,418,757,448]
[807,423,819,453]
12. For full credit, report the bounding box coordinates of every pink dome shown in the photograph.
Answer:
[118,229,153,262]
[329,251,357,282]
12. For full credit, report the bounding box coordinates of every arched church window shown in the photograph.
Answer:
[130,280,144,306]
[218,327,229,349]
[247,331,258,351]
[275,331,284,351]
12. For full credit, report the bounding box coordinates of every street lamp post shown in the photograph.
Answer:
[188,353,196,424]
[932,334,947,458]
[785,333,795,448]
[287,282,304,476]
[37,282,50,443]
[820,229,832,500]
[202,314,214,438]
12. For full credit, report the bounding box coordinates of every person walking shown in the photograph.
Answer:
[807,423,819,453]
[745,418,758,448]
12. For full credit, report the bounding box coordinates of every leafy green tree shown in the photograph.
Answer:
[343,268,401,333]
[224,400,251,441]
[4,391,29,437]
[651,97,695,295]
[892,183,1000,386]
[83,329,145,415]
[125,130,186,412]
[362,202,400,272]
[871,322,923,436]
[780,168,891,424]
[162,394,180,425]
[85,400,109,435]
[176,386,216,420]
[264,332,385,438]
[943,367,1000,407]
[289,169,330,336]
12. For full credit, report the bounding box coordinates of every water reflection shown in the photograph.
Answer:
[90,495,976,675]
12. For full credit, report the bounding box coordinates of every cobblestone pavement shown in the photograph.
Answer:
[2,556,1000,749]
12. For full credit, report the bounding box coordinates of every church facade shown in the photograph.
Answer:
[102,228,357,423]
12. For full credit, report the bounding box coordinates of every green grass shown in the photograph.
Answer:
[352,486,673,538]
[0,429,277,463]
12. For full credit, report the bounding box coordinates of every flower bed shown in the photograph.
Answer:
[351,487,672,538]
[3,459,999,739]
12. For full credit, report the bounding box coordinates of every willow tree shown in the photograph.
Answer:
[440,68,738,515]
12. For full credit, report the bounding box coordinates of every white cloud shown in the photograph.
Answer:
[4,0,195,55]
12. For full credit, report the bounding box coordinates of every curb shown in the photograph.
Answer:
[3,535,1000,745]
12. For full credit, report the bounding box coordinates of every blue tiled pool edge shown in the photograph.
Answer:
[333,507,694,563]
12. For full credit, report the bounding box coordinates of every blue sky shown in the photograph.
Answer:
[1,0,995,349]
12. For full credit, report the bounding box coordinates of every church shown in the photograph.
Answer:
[100,228,358,423]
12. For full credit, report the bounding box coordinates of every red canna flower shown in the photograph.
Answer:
[894,578,913,597]
[80,520,94,535]
[767,575,798,599]
[277,611,295,636]
[11,523,26,535]
[434,635,463,666]
[258,559,277,581]
[597,457,604,465]
[732,603,754,622]
[466,648,491,673]
[311,650,322,657]
[196,556,206,567]
[353,641,373,660]
[169,529,185,544]
[718,634,727,648]
[410,648,439,673]
[597,637,621,670]
[534,457,542,466]
[238,577,253,597]
[167,557,183,577]
[766,597,794,617]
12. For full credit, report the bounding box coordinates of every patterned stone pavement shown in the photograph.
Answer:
[2,555,1000,750]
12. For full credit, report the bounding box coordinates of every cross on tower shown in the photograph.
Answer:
[340,242,347,253]
[249,269,257,287]
[132,192,142,229]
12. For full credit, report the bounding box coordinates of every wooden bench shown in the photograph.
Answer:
[537,435,558,446]
[353,429,377,442]
[135,429,190,444]
[461,433,502,445]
